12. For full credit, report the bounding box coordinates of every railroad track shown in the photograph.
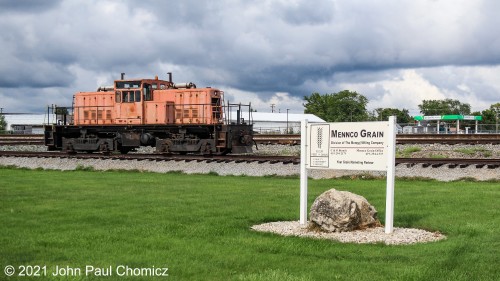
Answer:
[395,157,500,168]
[253,134,301,145]
[0,151,498,168]
[2,133,500,146]
[395,134,500,144]
[0,151,300,164]
[0,134,45,145]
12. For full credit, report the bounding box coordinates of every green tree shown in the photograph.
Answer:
[418,99,471,115]
[0,114,7,133]
[303,90,369,122]
[373,108,412,123]
[479,103,500,132]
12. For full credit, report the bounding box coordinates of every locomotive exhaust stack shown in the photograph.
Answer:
[173,82,196,89]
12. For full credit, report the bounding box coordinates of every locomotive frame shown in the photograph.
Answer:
[44,73,254,155]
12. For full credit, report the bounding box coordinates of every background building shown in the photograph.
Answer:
[2,114,50,134]
[251,112,324,134]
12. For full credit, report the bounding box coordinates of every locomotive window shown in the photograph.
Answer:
[115,92,121,103]
[135,90,141,102]
[120,91,138,102]
[116,81,141,89]
[122,92,128,102]
[144,87,153,101]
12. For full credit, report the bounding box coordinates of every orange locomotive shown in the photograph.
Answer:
[44,73,254,154]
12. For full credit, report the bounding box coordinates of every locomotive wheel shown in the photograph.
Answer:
[201,142,212,156]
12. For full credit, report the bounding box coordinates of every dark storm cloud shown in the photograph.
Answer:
[0,0,61,13]
[0,0,499,113]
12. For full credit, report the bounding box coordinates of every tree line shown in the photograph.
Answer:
[0,114,6,133]
[303,90,500,129]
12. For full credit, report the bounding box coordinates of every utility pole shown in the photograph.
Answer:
[286,109,290,134]
[496,112,499,134]
[271,104,275,113]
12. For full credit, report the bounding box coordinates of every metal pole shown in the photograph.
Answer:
[300,119,308,226]
[496,113,499,134]
[286,109,289,134]
[248,102,252,124]
[385,116,396,234]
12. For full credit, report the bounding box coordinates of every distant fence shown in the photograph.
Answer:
[253,126,301,134]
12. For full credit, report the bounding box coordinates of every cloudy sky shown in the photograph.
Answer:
[1,0,499,115]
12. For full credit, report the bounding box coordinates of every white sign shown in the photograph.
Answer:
[307,122,389,171]
[300,117,396,234]
[423,115,442,120]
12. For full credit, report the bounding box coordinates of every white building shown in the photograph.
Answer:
[250,112,325,134]
[2,114,52,134]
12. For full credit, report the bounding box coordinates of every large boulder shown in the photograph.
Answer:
[309,189,381,232]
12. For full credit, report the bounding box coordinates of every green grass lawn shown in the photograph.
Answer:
[0,167,498,281]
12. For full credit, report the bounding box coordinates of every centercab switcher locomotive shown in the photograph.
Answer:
[44,73,254,155]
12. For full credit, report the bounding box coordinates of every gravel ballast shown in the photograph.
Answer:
[0,144,499,181]
[251,221,446,245]
[0,155,498,181]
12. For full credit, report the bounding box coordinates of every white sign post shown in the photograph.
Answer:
[300,119,308,225]
[300,117,397,233]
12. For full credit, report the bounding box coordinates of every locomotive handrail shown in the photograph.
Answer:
[44,105,74,125]
[225,102,252,125]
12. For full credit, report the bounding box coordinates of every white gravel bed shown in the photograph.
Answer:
[0,144,499,181]
[0,145,47,152]
[253,143,500,158]
[251,221,446,245]
[0,156,498,181]
[0,157,299,177]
